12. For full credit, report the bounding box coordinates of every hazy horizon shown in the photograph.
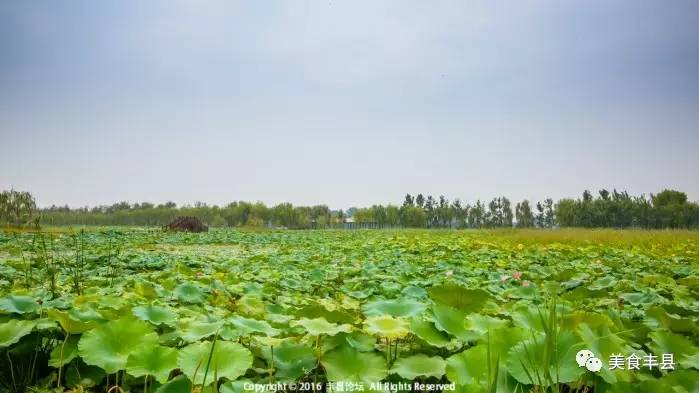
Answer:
[2,1,698,210]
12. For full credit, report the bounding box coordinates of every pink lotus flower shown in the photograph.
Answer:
[522,280,530,287]
[513,271,522,280]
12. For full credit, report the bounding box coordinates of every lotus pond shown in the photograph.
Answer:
[0,228,697,393]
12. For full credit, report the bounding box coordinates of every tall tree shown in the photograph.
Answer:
[415,194,425,208]
[0,190,37,227]
[515,200,535,227]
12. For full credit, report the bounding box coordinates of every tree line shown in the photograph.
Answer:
[1,189,697,229]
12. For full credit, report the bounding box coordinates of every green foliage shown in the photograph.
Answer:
[0,189,37,227]
[31,188,699,229]
[390,354,446,379]
[555,189,699,228]
[0,228,696,392]
[177,340,253,385]
[77,317,159,373]
[0,319,36,347]
[322,345,388,384]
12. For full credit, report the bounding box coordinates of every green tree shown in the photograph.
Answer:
[0,190,37,227]
[415,194,425,208]
[515,200,534,227]
[400,205,427,227]
[651,189,687,207]
[553,199,576,227]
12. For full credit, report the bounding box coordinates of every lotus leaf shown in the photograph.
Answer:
[262,341,317,380]
[391,354,446,379]
[431,305,470,341]
[364,315,409,339]
[363,298,426,318]
[132,304,178,327]
[446,345,489,386]
[154,375,192,393]
[506,330,584,384]
[126,343,178,383]
[177,340,253,385]
[230,315,281,336]
[0,319,35,347]
[49,335,80,367]
[48,309,98,334]
[78,316,159,373]
[409,318,452,348]
[174,282,206,304]
[293,317,352,336]
[0,295,38,314]
[322,345,388,384]
[429,284,491,312]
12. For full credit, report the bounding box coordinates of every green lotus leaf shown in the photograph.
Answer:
[323,332,377,354]
[177,340,253,385]
[294,304,356,324]
[230,316,280,336]
[176,320,224,342]
[391,354,446,379]
[446,345,489,386]
[620,292,658,306]
[464,314,508,337]
[78,317,159,373]
[48,309,98,334]
[364,315,409,339]
[648,330,697,361]
[98,295,128,310]
[656,370,699,392]
[682,352,699,369]
[126,343,178,383]
[322,345,388,384]
[629,369,699,393]
[254,336,288,348]
[134,280,160,299]
[510,306,550,332]
[261,341,317,381]
[154,375,192,393]
[35,317,58,330]
[577,323,635,383]
[431,305,470,341]
[69,307,106,322]
[49,335,80,367]
[133,304,178,327]
[477,326,527,359]
[293,317,352,336]
[0,319,36,348]
[645,306,694,334]
[409,319,452,348]
[429,284,491,312]
[0,295,38,314]
[65,361,105,388]
[363,298,426,318]
[237,295,265,316]
[588,276,616,290]
[506,330,583,385]
[174,282,206,304]
[402,285,427,299]
[219,380,256,393]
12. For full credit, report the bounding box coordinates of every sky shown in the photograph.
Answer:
[1,1,698,209]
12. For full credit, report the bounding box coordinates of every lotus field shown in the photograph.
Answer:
[0,229,697,393]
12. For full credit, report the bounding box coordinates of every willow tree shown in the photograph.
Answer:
[0,190,37,227]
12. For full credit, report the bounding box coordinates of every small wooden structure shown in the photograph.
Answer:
[163,216,208,233]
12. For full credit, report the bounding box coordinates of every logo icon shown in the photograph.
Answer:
[576,349,602,372]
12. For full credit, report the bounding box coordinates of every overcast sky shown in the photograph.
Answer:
[1,1,698,209]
